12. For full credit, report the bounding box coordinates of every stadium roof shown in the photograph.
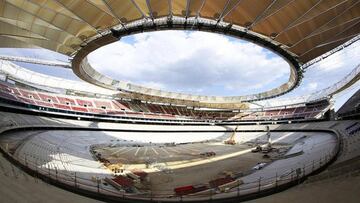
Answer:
[0,0,359,107]
[0,0,358,63]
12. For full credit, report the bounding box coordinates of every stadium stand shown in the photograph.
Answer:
[0,81,330,122]
[231,105,328,121]
[0,105,358,203]
[0,82,168,120]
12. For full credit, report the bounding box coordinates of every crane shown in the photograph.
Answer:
[224,126,238,145]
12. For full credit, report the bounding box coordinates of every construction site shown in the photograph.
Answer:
[89,128,293,196]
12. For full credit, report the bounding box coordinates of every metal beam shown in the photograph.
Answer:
[0,55,71,69]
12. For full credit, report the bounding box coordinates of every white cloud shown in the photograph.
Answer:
[317,51,345,72]
[307,82,318,91]
[88,30,291,96]
[140,81,166,90]
[316,41,359,73]
[280,41,360,99]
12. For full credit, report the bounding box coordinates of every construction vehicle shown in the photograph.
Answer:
[224,126,238,145]
[199,151,216,157]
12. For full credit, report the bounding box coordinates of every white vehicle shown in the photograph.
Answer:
[252,163,267,170]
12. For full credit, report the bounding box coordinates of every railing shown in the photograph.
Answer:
[0,142,339,202]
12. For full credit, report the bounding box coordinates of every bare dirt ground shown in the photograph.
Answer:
[94,142,268,194]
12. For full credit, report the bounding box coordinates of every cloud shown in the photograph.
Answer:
[140,81,166,90]
[316,41,359,73]
[317,51,345,72]
[88,31,290,96]
[281,40,360,98]
[307,82,318,91]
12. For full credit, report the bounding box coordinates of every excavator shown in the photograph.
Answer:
[224,126,238,145]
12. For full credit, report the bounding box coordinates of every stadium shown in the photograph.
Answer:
[0,1,359,203]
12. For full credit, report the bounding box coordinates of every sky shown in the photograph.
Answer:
[89,31,290,96]
[0,30,359,110]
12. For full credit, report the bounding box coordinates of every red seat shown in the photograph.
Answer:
[19,89,41,100]
[53,103,71,110]
[38,93,59,103]
[57,96,76,105]
[71,106,88,112]
[35,100,54,107]
[76,99,93,107]
[94,100,112,109]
